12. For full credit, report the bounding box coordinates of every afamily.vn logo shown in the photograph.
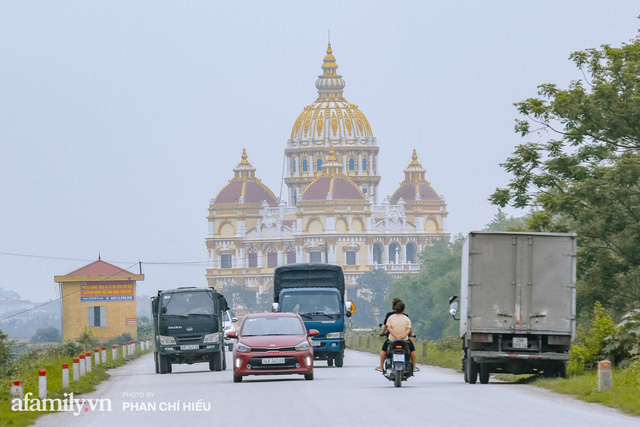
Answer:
[12,392,112,416]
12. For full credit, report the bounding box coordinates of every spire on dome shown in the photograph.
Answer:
[404,149,426,181]
[322,150,343,175]
[316,43,346,100]
[233,148,256,179]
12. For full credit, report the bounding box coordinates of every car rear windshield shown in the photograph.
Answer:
[241,316,304,336]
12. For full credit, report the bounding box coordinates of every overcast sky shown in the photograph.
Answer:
[1,1,639,304]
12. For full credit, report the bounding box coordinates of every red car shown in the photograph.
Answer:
[228,312,318,383]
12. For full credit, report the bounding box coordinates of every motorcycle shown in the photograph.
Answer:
[383,339,414,387]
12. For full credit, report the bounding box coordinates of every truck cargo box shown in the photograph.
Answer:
[460,232,576,339]
[273,263,345,303]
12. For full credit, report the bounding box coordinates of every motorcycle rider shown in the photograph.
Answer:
[376,299,418,372]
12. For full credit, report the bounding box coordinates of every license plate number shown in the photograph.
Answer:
[312,341,321,347]
[180,345,199,350]
[512,337,528,349]
[262,357,285,364]
[393,354,405,362]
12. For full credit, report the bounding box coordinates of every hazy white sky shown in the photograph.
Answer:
[1,1,639,303]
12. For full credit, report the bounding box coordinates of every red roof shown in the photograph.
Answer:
[302,176,364,201]
[390,182,440,204]
[214,180,277,205]
[64,260,135,277]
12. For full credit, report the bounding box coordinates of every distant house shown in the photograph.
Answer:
[54,259,144,340]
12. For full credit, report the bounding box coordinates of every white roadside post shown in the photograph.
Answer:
[112,344,118,360]
[598,360,613,391]
[61,363,69,390]
[79,354,86,377]
[122,342,127,359]
[85,351,92,373]
[10,380,23,407]
[94,348,100,366]
[101,346,107,364]
[38,370,47,399]
[140,339,144,352]
[73,358,80,382]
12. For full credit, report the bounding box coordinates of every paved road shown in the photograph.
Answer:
[34,350,638,427]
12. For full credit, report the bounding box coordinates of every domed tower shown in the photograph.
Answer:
[285,43,381,206]
[206,149,279,279]
[390,149,447,234]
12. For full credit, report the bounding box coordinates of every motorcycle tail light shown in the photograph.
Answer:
[395,345,403,349]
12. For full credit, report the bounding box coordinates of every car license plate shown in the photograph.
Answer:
[262,357,285,364]
[180,345,199,350]
[393,354,405,362]
[512,337,528,349]
[312,341,321,347]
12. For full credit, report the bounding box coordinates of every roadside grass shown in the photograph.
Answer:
[347,331,640,417]
[0,346,151,427]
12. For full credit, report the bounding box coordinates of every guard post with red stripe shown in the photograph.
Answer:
[38,370,47,399]
[61,363,69,390]
[85,351,92,373]
[10,380,23,406]
[73,358,80,382]
[79,354,86,376]
[94,348,100,366]
[598,360,613,391]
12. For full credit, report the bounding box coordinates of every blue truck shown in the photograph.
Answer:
[272,264,351,367]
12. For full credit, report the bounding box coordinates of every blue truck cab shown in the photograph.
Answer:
[272,264,351,367]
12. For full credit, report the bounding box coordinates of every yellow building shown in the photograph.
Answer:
[205,44,449,305]
[54,259,144,340]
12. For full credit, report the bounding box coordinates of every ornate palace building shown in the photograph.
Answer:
[205,44,449,303]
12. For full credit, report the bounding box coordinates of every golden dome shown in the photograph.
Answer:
[290,43,374,146]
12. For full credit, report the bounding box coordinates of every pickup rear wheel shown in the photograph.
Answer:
[466,352,478,384]
[327,357,334,367]
[479,363,490,384]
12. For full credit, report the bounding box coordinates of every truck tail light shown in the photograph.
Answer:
[471,333,493,343]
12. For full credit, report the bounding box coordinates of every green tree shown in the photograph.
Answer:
[388,236,463,340]
[30,326,61,343]
[490,30,640,315]
[137,316,153,338]
[354,269,392,326]
[484,208,530,232]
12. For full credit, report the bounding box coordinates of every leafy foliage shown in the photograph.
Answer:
[484,208,531,231]
[604,308,640,366]
[0,328,14,378]
[567,302,616,375]
[137,315,153,338]
[491,32,640,314]
[30,326,61,343]
[387,237,463,340]
[353,269,392,326]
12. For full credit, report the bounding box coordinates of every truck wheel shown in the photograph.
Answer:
[158,354,170,374]
[233,375,242,383]
[154,352,159,374]
[557,362,567,378]
[210,351,223,371]
[304,373,314,380]
[466,352,478,384]
[327,357,334,367]
[334,352,344,367]
[222,351,227,371]
[462,355,468,382]
[479,363,490,384]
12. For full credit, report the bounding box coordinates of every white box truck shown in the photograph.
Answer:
[449,232,576,383]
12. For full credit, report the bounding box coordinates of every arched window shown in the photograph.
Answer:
[247,247,258,268]
[362,158,367,171]
[389,243,400,264]
[373,243,383,264]
[267,247,278,268]
[302,159,308,172]
[292,159,297,173]
[286,246,297,264]
[406,243,416,263]
[348,158,355,171]
[316,158,323,172]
